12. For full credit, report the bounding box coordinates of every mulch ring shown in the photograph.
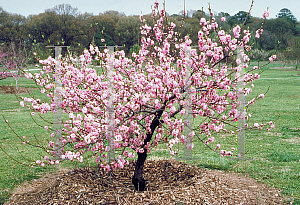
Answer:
[5,159,286,205]
[0,85,37,94]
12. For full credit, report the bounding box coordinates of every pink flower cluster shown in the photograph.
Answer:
[262,10,269,18]
[220,150,234,157]
[0,71,13,79]
[269,54,276,62]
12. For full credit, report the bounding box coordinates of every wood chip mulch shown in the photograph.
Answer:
[0,85,37,94]
[5,159,286,205]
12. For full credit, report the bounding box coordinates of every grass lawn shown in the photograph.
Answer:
[0,63,300,204]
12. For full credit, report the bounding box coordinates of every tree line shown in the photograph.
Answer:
[0,4,299,63]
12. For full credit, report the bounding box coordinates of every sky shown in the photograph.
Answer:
[1,0,300,20]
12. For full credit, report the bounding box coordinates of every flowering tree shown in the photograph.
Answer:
[0,47,15,80]
[7,1,276,191]
[0,41,29,90]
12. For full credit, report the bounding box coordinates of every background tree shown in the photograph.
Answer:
[0,44,14,80]
[184,17,201,46]
[263,18,294,50]
[73,12,94,54]
[115,16,141,54]
[27,12,58,44]
[255,30,278,51]
[277,8,298,28]
[86,14,117,47]
[0,40,29,89]
[0,7,28,43]
[103,10,125,24]
[192,10,208,20]
[282,37,300,70]
[228,11,252,27]
[45,4,81,47]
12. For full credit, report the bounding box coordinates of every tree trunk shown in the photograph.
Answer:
[132,150,147,191]
[131,94,177,191]
[132,113,162,191]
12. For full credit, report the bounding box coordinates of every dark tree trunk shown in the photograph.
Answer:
[132,118,160,191]
[132,150,147,191]
[131,94,177,191]
[132,113,162,191]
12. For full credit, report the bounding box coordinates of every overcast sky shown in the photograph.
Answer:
[1,0,300,20]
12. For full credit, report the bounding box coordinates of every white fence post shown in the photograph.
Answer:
[176,46,199,160]
[106,46,116,163]
[183,46,194,159]
[236,46,246,159]
[47,46,68,160]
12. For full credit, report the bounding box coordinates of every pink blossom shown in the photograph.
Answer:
[179,109,185,115]
[262,10,269,18]
[200,17,206,25]
[156,133,162,140]
[170,106,176,114]
[172,129,180,137]
[154,0,159,9]
[115,135,122,142]
[233,25,241,38]
[222,115,227,120]
[128,152,135,158]
[188,131,195,138]
[186,143,194,150]
[221,17,226,22]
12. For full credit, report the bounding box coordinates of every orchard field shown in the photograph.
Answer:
[0,61,299,204]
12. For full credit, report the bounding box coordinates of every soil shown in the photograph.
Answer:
[0,85,37,94]
[5,159,287,205]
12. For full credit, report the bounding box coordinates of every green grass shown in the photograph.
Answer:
[0,63,300,204]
